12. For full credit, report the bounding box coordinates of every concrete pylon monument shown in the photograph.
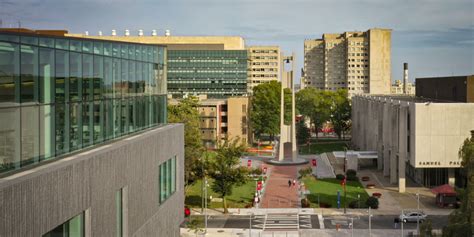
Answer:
[267,53,308,165]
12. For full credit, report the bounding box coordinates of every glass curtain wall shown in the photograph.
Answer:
[167,50,247,98]
[0,33,167,174]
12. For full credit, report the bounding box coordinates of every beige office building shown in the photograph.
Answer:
[246,46,281,92]
[170,96,250,148]
[303,28,392,97]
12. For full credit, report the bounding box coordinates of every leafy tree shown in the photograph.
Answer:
[168,97,206,189]
[296,120,310,145]
[207,138,248,214]
[329,89,351,139]
[296,88,332,138]
[443,131,474,236]
[250,81,281,141]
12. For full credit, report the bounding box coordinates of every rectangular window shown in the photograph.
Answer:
[0,42,20,102]
[116,189,123,237]
[159,157,177,203]
[43,212,84,237]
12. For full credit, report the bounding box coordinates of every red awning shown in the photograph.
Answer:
[431,184,456,195]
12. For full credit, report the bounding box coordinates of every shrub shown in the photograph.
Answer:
[346,175,358,181]
[319,202,332,208]
[346,169,357,177]
[348,200,363,209]
[366,196,379,209]
[301,198,311,208]
[298,167,313,179]
[336,174,345,180]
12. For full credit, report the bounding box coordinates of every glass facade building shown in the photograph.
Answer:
[0,32,167,174]
[167,50,247,98]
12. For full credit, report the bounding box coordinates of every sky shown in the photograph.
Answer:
[2,0,473,84]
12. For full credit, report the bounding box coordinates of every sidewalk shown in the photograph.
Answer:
[260,165,300,208]
[180,228,430,237]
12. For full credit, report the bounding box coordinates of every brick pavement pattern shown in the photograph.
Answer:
[260,164,300,208]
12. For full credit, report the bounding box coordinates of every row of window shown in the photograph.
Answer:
[251,62,278,66]
[250,50,278,54]
[0,34,164,64]
[0,41,165,105]
[251,74,279,78]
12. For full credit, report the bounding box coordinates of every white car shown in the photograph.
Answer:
[399,211,427,223]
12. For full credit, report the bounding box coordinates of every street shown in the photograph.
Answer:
[193,214,449,230]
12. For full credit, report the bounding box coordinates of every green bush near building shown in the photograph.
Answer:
[302,177,369,208]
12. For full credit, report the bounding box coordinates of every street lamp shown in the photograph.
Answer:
[358,194,360,209]
[249,212,254,237]
[368,206,372,237]
[416,193,420,235]
[350,217,354,237]
[204,178,209,234]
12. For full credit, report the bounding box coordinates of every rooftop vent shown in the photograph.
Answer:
[111,29,116,36]
[165,29,170,36]
[98,31,102,36]
[84,31,89,36]
[152,29,157,36]
[138,29,143,36]
[125,29,130,36]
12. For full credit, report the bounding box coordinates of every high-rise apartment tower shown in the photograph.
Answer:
[303,28,391,97]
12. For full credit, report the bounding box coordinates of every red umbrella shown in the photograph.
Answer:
[431,184,456,195]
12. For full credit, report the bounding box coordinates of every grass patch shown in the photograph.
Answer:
[299,142,348,155]
[302,177,369,208]
[185,179,256,208]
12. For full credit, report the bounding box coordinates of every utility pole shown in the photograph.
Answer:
[351,217,354,237]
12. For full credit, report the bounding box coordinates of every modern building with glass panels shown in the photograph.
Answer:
[167,50,248,98]
[0,29,184,237]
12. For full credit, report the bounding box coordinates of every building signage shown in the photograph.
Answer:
[417,161,461,166]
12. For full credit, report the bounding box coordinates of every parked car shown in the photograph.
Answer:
[399,211,427,223]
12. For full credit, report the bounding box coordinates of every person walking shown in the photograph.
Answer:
[292,179,296,187]
[288,179,292,187]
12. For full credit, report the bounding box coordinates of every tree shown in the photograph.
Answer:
[168,97,206,189]
[250,81,281,141]
[207,138,248,214]
[296,88,335,138]
[296,120,310,145]
[443,131,474,236]
[329,89,351,139]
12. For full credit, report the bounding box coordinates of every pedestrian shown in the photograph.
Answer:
[394,217,400,229]
[288,179,292,187]
[292,179,296,187]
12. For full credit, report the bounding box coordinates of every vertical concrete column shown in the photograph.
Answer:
[448,168,455,186]
[278,70,286,161]
[398,106,408,193]
[291,54,297,161]
[377,100,384,170]
[351,97,358,147]
[382,101,390,176]
[390,104,399,184]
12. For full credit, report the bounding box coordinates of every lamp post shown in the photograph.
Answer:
[204,178,208,234]
[416,193,420,235]
[249,212,254,237]
[368,206,372,237]
[350,217,354,237]
[401,209,404,237]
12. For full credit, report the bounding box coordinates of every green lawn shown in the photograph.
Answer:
[185,179,256,208]
[302,177,369,208]
[299,142,348,155]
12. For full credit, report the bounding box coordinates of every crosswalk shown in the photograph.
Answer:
[250,213,313,231]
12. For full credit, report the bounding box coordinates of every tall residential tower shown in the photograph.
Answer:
[303,28,391,97]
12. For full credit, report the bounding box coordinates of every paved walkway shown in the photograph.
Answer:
[260,165,300,208]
